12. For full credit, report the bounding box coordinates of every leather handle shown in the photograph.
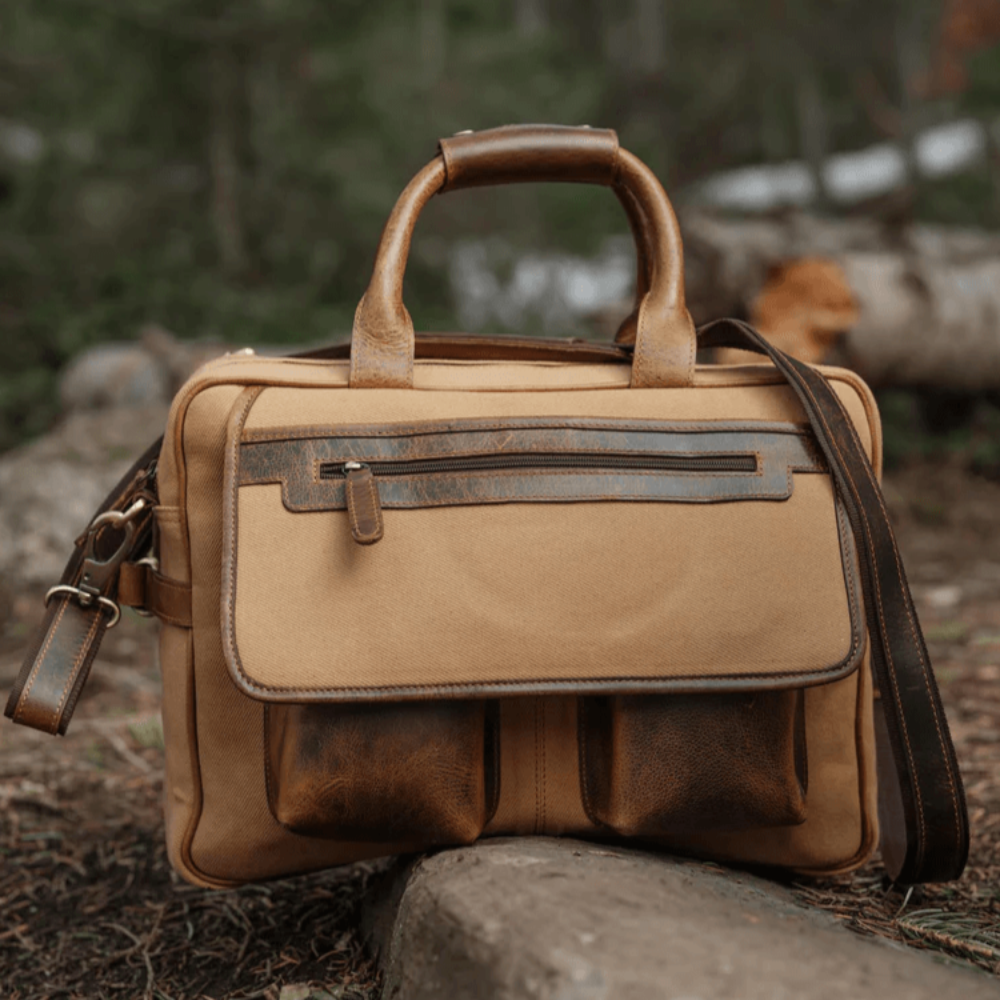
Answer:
[444,126,653,346]
[439,124,620,189]
[349,125,695,390]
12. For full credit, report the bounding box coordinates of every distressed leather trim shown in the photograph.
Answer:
[238,418,825,510]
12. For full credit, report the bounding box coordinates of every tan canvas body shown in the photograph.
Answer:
[155,355,881,888]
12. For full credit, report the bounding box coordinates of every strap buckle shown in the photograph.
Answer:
[44,497,153,630]
[44,585,121,628]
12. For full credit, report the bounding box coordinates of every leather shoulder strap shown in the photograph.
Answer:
[4,437,163,734]
[700,318,969,884]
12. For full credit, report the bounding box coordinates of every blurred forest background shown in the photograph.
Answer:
[3,0,1000,450]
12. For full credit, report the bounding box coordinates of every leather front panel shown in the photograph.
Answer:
[265,700,499,844]
[579,690,807,836]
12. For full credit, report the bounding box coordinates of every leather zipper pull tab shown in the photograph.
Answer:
[344,462,384,545]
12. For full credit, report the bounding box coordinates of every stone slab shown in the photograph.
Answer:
[366,837,999,1000]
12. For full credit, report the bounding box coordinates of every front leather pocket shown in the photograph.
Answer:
[579,690,807,836]
[265,700,499,845]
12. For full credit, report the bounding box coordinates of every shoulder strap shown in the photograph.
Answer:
[699,318,968,884]
[5,437,163,735]
[5,328,969,882]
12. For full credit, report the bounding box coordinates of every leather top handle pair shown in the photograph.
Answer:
[349,125,695,390]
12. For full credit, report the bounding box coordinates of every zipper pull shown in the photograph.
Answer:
[343,462,384,545]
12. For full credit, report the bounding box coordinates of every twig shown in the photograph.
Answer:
[103,729,152,774]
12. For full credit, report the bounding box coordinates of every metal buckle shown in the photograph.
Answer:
[44,585,122,628]
[42,498,152,629]
[131,555,160,618]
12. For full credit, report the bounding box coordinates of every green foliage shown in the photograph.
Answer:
[878,389,1000,475]
[2,0,1000,451]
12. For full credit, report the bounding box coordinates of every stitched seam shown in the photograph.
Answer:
[278,484,796,513]
[835,498,864,668]
[226,660,862,698]
[295,444,775,464]
[540,700,547,832]
[533,700,542,835]
[15,599,69,723]
[222,386,266,748]
[346,479,362,537]
[157,612,192,628]
[578,700,595,822]
[262,705,278,821]
[243,419,814,442]
[337,468,765,484]
[53,610,104,733]
[369,476,383,538]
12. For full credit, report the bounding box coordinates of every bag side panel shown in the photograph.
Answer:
[163,385,418,885]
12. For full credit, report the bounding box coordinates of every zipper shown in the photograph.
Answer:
[323,452,757,546]
[320,452,756,480]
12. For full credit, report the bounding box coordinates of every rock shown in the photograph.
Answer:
[923,584,964,611]
[0,405,169,590]
[59,326,230,413]
[278,986,343,1000]
[366,838,997,1000]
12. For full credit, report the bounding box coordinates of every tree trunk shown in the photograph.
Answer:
[796,69,830,208]
[208,41,248,278]
[633,0,666,77]
[676,211,1000,389]
[421,0,446,87]
[514,0,547,38]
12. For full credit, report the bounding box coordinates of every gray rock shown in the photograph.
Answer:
[58,325,231,414]
[0,405,169,589]
[59,342,171,411]
[367,838,998,1000]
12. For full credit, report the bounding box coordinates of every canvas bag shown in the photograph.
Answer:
[6,125,968,889]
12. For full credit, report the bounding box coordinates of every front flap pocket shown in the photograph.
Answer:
[265,700,499,843]
[223,405,865,701]
[579,690,808,836]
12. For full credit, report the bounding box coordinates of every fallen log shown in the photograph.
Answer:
[678,212,1000,390]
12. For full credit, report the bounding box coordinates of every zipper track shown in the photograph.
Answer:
[319,452,757,479]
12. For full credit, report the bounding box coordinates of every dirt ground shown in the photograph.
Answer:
[1,457,998,999]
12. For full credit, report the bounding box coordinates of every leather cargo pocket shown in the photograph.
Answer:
[579,690,807,836]
[265,700,499,845]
